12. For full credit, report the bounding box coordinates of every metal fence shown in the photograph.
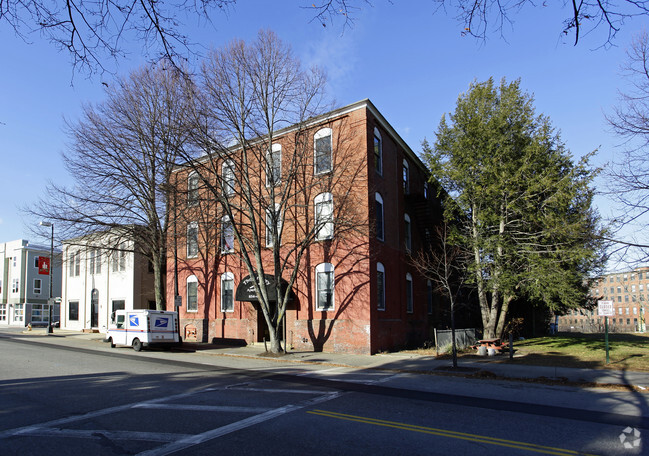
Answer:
[434,328,477,355]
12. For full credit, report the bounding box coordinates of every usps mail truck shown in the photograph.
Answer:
[106,309,180,351]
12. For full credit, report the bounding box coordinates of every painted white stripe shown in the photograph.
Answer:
[133,404,273,413]
[25,428,191,442]
[0,388,212,439]
[136,391,343,456]
[225,386,334,395]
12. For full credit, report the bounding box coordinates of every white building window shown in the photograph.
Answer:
[316,263,335,311]
[188,172,199,206]
[375,193,384,241]
[315,192,334,240]
[13,304,24,322]
[267,144,282,186]
[89,248,101,274]
[221,217,235,253]
[314,128,332,174]
[404,213,412,252]
[11,278,19,294]
[377,262,385,311]
[223,159,236,196]
[33,279,42,295]
[187,222,199,258]
[266,203,283,248]
[69,251,81,277]
[34,256,40,268]
[0,304,6,321]
[187,275,198,312]
[112,244,127,272]
[221,272,235,312]
[406,273,413,313]
[373,127,382,175]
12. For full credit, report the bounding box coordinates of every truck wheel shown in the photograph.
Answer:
[109,338,115,348]
[132,338,142,352]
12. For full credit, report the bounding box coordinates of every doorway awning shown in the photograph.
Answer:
[235,274,294,302]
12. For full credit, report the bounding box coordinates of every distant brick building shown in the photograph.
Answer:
[557,267,649,333]
[167,99,446,354]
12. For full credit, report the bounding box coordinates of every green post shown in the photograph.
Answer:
[605,316,609,365]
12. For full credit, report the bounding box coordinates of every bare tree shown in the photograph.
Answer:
[412,223,471,367]
[1,0,235,75]
[605,31,649,262]
[178,30,368,353]
[25,62,196,309]
[311,0,649,45]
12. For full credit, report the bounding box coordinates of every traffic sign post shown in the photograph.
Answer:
[598,300,614,364]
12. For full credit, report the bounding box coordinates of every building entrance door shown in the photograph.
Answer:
[91,289,99,328]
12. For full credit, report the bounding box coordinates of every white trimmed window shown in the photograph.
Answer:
[267,144,282,186]
[316,263,335,311]
[377,262,385,311]
[373,127,382,175]
[375,193,384,241]
[221,216,235,253]
[223,159,236,196]
[33,279,42,295]
[315,192,334,240]
[187,222,199,258]
[406,273,413,313]
[188,172,199,205]
[314,128,332,174]
[404,213,412,252]
[34,256,40,268]
[221,272,235,312]
[90,248,101,274]
[112,244,127,272]
[266,203,283,248]
[187,275,198,312]
[12,278,19,294]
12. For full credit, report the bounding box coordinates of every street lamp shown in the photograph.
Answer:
[39,221,54,334]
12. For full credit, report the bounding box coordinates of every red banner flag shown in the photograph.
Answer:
[38,256,50,275]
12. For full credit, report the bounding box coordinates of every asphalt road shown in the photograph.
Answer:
[0,330,646,455]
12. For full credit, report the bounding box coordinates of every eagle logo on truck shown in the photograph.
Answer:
[129,315,139,326]
[154,318,168,328]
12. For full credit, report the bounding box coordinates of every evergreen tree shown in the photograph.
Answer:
[424,78,606,338]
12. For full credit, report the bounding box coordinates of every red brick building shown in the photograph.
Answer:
[167,100,445,354]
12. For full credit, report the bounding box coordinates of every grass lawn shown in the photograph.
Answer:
[502,332,649,371]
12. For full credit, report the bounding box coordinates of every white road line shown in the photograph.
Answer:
[0,388,212,439]
[25,428,191,442]
[133,404,273,413]
[136,391,344,456]
[225,386,335,394]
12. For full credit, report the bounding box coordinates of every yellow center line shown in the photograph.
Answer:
[307,410,599,456]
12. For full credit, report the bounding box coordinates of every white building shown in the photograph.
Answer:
[61,231,156,333]
[0,239,62,327]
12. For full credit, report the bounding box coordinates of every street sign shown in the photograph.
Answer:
[174,295,182,308]
[597,300,614,317]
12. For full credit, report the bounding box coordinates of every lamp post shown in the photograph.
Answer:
[39,221,54,334]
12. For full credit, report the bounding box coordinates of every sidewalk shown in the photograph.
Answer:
[15,327,649,390]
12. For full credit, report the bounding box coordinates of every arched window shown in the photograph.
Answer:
[314,128,332,174]
[188,172,199,205]
[222,159,236,196]
[220,216,234,253]
[375,193,384,241]
[266,203,282,247]
[403,159,410,194]
[315,263,335,311]
[406,273,413,313]
[187,275,198,312]
[187,222,198,258]
[315,192,334,240]
[377,262,386,311]
[221,272,234,312]
[267,143,282,186]
[373,127,382,175]
[404,213,412,252]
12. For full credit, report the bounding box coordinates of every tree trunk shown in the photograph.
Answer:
[495,295,514,339]
[153,252,166,310]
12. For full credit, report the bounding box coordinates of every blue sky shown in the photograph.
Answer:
[0,1,645,262]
